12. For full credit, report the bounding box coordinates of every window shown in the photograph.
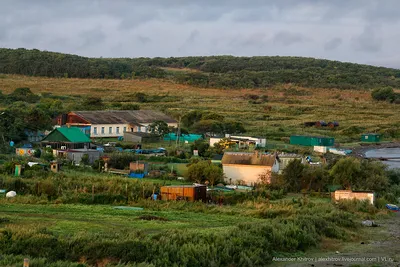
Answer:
[123,127,126,133]
[101,127,105,134]
[93,127,97,135]
[116,127,120,134]
[138,126,141,132]
[109,127,112,134]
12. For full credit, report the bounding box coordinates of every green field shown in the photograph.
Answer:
[0,197,373,267]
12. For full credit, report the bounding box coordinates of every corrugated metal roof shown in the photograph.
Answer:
[222,152,275,166]
[72,110,177,125]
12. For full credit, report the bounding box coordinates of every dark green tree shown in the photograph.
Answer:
[329,158,361,190]
[148,121,170,137]
[371,87,396,102]
[190,139,210,157]
[282,159,304,192]
[187,160,223,184]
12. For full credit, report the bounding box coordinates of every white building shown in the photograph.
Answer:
[57,110,178,138]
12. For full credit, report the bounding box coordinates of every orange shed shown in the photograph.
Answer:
[160,185,207,202]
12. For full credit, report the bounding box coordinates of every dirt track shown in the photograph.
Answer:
[272,213,400,267]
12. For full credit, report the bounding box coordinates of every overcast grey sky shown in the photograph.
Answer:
[1,0,399,68]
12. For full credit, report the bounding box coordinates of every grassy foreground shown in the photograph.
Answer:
[0,196,384,267]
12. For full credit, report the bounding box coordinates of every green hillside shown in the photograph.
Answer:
[1,48,400,89]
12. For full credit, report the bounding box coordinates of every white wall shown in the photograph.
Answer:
[223,165,272,186]
[91,122,179,137]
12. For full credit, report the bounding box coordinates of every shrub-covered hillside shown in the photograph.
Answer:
[1,48,400,89]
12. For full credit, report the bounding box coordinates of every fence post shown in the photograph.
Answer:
[92,185,95,201]
[23,258,29,267]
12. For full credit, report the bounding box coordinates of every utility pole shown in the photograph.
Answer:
[176,116,181,148]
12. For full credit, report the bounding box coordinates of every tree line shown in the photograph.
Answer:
[1,48,400,89]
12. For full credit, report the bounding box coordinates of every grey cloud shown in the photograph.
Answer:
[238,32,268,48]
[186,30,199,44]
[324,38,342,51]
[78,28,106,48]
[137,36,152,44]
[352,25,382,53]
[273,31,308,46]
[0,0,399,68]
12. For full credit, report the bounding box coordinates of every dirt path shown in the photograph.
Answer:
[272,213,400,267]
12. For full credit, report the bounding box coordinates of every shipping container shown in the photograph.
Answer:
[361,133,381,143]
[290,135,334,146]
[160,185,207,202]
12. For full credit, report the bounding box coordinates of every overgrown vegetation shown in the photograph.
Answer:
[0,197,365,267]
[2,48,400,89]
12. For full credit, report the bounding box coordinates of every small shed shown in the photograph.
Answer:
[160,185,207,202]
[361,133,381,143]
[290,135,334,147]
[332,190,375,205]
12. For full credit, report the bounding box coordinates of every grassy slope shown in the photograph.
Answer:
[1,74,400,143]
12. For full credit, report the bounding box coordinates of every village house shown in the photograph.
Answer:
[41,127,100,164]
[221,151,278,186]
[57,110,177,138]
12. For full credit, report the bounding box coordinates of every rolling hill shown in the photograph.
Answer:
[1,48,400,89]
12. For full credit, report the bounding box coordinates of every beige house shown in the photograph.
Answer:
[222,152,278,186]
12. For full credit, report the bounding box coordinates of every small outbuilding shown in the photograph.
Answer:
[361,133,381,143]
[332,190,375,205]
[160,185,207,202]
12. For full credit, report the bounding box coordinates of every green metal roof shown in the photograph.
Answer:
[42,127,91,143]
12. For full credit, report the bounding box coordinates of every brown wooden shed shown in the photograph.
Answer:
[160,185,207,202]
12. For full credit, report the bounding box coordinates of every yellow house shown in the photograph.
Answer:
[222,152,278,186]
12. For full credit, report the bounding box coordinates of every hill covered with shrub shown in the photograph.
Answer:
[1,48,400,89]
